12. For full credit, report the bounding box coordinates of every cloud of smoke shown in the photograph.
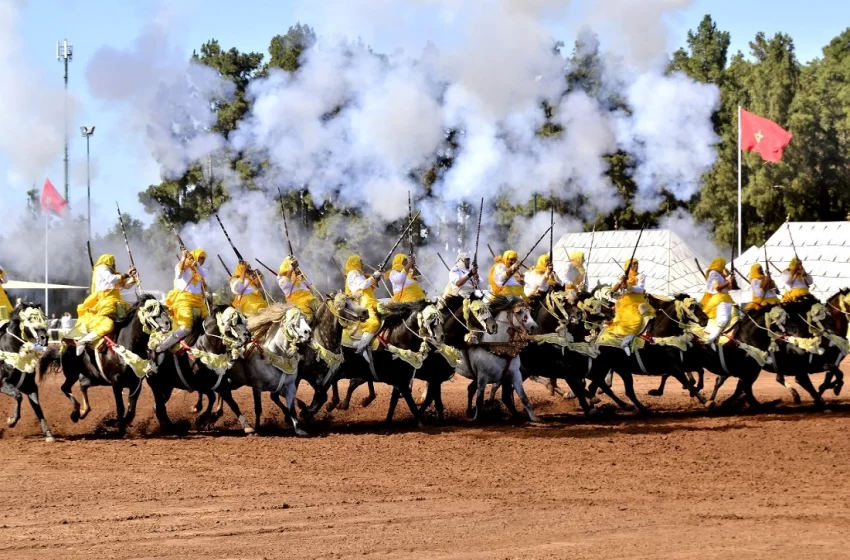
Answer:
[0,1,77,191]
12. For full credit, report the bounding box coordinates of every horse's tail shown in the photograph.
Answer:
[37,346,62,384]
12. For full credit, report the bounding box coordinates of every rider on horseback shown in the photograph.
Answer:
[277,256,317,321]
[780,258,812,303]
[73,254,138,356]
[388,253,427,303]
[702,257,737,344]
[597,258,655,354]
[489,250,524,298]
[444,252,478,297]
[0,264,11,324]
[345,255,382,352]
[230,260,268,315]
[158,248,209,353]
[563,251,586,298]
[747,264,780,312]
[523,254,557,298]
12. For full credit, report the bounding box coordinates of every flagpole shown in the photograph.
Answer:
[44,212,49,317]
[737,105,742,259]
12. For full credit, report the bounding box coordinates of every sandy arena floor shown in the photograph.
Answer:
[1,367,849,559]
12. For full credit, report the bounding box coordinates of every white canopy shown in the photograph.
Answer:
[553,229,711,298]
[5,280,88,290]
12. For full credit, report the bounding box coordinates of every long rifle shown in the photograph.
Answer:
[277,187,295,257]
[115,203,141,294]
[625,227,644,273]
[256,258,276,276]
[218,254,231,276]
[471,198,484,287]
[586,225,595,287]
[86,240,94,269]
[331,257,345,278]
[437,253,451,272]
[501,225,553,287]
[549,206,554,265]
[408,191,415,259]
[377,211,422,273]
[212,210,244,263]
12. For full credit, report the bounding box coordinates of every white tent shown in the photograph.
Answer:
[552,229,711,298]
[735,221,850,301]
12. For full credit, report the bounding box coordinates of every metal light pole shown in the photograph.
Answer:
[57,39,73,202]
[80,126,95,239]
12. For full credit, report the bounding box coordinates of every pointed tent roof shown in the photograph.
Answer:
[553,229,711,297]
[736,221,850,301]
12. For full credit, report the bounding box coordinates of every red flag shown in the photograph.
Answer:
[740,108,793,163]
[40,178,68,216]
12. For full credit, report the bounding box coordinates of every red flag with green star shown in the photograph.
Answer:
[740,109,793,163]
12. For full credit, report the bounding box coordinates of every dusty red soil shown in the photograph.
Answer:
[1,366,850,559]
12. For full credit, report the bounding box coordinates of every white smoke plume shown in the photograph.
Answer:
[0,1,77,193]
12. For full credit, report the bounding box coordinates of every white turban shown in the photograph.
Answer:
[456,252,470,266]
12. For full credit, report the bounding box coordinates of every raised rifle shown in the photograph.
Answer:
[437,253,451,272]
[86,240,94,269]
[277,187,295,258]
[217,254,231,276]
[256,258,277,276]
[472,198,483,288]
[586,225,596,286]
[115,203,141,295]
[377,211,422,273]
[501,225,553,288]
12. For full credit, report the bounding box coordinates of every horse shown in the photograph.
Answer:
[455,295,539,422]
[586,294,710,414]
[146,305,255,434]
[302,300,444,427]
[513,288,614,417]
[236,303,313,435]
[338,295,476,423]
[705,295,845,409]
[57,295,172,436]
[0,301,53,441]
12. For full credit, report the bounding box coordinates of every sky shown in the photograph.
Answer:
[1,0,848,234]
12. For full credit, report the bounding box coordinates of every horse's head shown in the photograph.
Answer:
[332,292,369,323]
[283,306,312,344]
[137,296,172,334]
[217,307,251,349]
[14,302,48,347]
[468,299,498,335]
[512,303,537,333]
[418,304,445,343]
[676,295,708,328]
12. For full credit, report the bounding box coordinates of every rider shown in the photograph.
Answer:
[345,254,382,350]
[599,258,654,352]
[444,252,478,297]
[230,260,268,315]
[702,257,737,344]
[0,264,11,323]
[523,254,557,298]
[278,256,316,320]
[564,251,586,291]
[489,250,524,298]
[73,254,137,356]
[746,264,780,312]
[388,253,427,303]
[158,248,209,353]
[780,257,813,302]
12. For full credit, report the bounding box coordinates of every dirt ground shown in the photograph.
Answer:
[1,366,849,560]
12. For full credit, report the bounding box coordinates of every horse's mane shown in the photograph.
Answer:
[489,295,522,314]
[247,302,297,339]
[442,295,465,310]
[782,294,819,317]
[381,300,430,330]
[113,293,157,330]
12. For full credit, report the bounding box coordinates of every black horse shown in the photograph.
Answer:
[586,294,710,413]
[0,301,53,441]
[57,294,171,436]
[146,305,254,434]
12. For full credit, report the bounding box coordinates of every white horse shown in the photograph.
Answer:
[236,304,313,436]
[456,295,539,422]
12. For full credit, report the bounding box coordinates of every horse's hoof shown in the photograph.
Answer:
[528,414,541,423]
[7,417,18,428]
[705,400,717,410]
[243,426,255,435]
[190,406,200,414]
[648,389,663,397]
[44,435,56,443]
[466,408,475,418]
[360,396,375,408]
[79,409,90,420]
[294,427,309,437]
[325,400,339,413]
[414,396,426,406]
[591,396,602,405]
[70,410,80,423]
[586,407,599,417]
[566,391,576,399]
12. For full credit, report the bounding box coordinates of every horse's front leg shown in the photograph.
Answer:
[648,374,669,397]
[252,387,263,432]
[78,374,93,420]
[1,380,23,428]
[191,392,205,414]
[218,387,254,435]
[508,364,539,422]
[25,388,55,442]
[111,385,127,436]
[124,377,143,425]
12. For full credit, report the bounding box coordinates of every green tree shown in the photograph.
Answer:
[267,23,317,72]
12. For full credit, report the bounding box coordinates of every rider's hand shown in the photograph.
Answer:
[182,249,192,261]
[127,267,137,277]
